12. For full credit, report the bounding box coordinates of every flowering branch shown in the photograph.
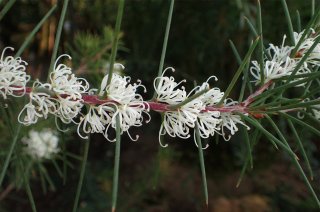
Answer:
[1,27,320,148]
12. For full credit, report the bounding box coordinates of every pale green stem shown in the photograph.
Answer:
[152,0,175,99]
[281,0,295,45]
[72,140,90,212]
[112,114,121,212]
[15,5,57,57]
[104,0,125,91]
[218,37,259,105]
[47,0,70,81]
[195,122,208,206]
[0,0,16,21]
[0,123,22,187]
[257,0,264,85]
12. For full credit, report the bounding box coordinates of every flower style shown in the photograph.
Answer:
[50,54,89,123]
[0,47,30,99]
[219,99,250,141]
[18,81,57,125]
[22,129,60,159]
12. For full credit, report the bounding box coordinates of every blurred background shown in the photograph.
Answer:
[0,0,319,211]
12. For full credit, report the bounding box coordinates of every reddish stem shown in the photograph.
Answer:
[11,82,274,115]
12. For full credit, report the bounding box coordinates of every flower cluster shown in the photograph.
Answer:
[18,55,89,126]
[0,47,250,147]
[154,68,248,147]
[78,69,149,141]
[21,129,60,159]
[0,47,30,99]
[250,29,320,84]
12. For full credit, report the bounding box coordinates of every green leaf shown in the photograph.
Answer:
[287,119,313,180]
[195,122,208,206]
[229,40,242,65]
[218,37,260,105]
[264,115,320,207]
[280,113,320,137]
[281,0,295,45]
[240,115,298,157]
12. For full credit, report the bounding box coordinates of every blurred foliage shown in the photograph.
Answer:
[0,0,319,211]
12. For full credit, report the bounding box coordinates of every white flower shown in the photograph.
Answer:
[160,98,203,142]
[99,68,150,141]
[196,111,221,138]
[18,81,57,125]
[219,99,250,141]
[250,58,297,84]
[155,68,204,147]
[110,101,149,141]
[49,54,89,123]
[311,102,320,120]
[294,29,320,65]
[77,104,115,139]
[267,35,293,63]
[50,54,89,99]
[153,67,186,104]
[22,129,60,159]
[0,47,30,99]
[194,76,223,143]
